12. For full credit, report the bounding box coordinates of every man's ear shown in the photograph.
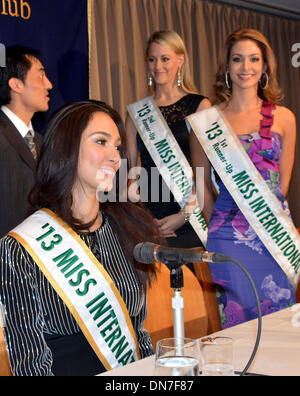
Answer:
[8,77,24,94]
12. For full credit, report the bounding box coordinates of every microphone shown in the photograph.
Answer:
[133,242,228,268]
[134,242,263,377]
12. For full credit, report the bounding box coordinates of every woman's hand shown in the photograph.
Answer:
[155,213,186,238]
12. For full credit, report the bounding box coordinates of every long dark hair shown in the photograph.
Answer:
[31,100,162,287]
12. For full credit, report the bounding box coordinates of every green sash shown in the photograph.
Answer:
[9,208,141,370]
[188,106,300,290]
[128,96,208,246]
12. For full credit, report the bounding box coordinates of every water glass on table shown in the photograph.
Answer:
[155,338,200,376]
[199,336,235,376]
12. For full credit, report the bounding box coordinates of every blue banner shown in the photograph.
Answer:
[0,0,89,131]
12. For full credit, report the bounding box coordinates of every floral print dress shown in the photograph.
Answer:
[207,102,296,329]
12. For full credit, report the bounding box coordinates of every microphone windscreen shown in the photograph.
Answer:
[133,242,156,264]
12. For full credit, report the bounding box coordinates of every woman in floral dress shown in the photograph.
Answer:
[190,29,297,328]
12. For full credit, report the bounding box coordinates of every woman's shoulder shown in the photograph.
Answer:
[274,105,296,123]
[183,93,210,112]
[0,234,32,263]
[272,105,296,139]
[0,234,21,248]
[185,93,206,102]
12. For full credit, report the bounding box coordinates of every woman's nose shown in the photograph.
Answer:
[155,59,162,70]
[108,147,121,165]
[242,59,251,71]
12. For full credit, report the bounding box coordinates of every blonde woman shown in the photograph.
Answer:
[191,29,297,328]
[126,30,210,248]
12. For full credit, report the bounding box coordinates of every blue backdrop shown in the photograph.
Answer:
[0,0,89,132]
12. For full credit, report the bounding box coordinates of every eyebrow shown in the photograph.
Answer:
[148,53,171,58]
[231,52,261,56]
[91,131,121,143]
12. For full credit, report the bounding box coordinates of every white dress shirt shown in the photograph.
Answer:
[1,105,34,137]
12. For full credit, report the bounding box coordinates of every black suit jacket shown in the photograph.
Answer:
[0,110,42,238]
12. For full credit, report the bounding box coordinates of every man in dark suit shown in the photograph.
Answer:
[0,46,52,237]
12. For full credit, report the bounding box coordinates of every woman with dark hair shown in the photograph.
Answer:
[190,29,297,328]
[0,100,161,376]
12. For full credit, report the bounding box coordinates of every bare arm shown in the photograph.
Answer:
[190,130,215,223]
[278,107,296,197]
[189,98,215,223]
[197,98,211,112]
[124,114,140,202]
[154,98,213,237]
[124,114,138,169]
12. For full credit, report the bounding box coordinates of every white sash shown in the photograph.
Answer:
[188,106,300,290]
[127,96,208,247]
[9,208,140,370]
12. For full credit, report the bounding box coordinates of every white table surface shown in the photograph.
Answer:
[99,304,300,376]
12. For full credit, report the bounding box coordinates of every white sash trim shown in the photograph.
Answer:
[188,106,300,290]
[128,96,208,247]
[9,209,140,370]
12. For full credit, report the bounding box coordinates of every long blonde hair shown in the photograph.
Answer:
[214,28,284,104]
[145,30,198,95]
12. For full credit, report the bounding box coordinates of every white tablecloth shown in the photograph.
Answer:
[99,304,300,376]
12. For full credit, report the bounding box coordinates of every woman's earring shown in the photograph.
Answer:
[260,72,269,90]
[225,71,231,89]
[148,74,153,88]
[177,69,182,87]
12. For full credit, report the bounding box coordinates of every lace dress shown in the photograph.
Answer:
[136,94,206,247]
[207,102,296,329]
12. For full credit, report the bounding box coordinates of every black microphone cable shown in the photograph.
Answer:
[134,243,263,376]
[212,253,262,377]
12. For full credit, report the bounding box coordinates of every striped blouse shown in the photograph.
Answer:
[0,213,154,376]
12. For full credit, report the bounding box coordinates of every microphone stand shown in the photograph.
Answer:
[161,253,262,375]
[170,267,185,340]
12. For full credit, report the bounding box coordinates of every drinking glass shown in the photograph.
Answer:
[155,338,200,376]
[199,336,235,376]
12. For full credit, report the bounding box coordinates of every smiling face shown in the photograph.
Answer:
[147,42,184,87]
[75,111,122,196]
[228,39,266,91]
